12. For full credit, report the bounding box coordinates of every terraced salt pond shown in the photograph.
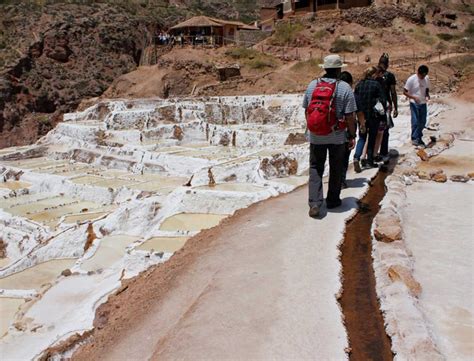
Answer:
[196,183,264,192]
[0,181,31,190]
[137,237,190,253]
[0,298,24,337]
[0,94,316,358]
[0,259,76,290]
[160,213,229,232]
[0,258,10,268]
[81,235,139,272]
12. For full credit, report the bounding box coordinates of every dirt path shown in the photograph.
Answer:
[72,169,379,361]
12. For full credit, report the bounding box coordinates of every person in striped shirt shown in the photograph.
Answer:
[303,55,357,219]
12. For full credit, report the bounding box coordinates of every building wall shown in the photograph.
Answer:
[260,8,278,22]
[290,0,371,12]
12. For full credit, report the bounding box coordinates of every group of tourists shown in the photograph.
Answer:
[157,32,173,45]
[304,53,430,218]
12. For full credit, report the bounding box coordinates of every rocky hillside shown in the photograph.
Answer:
[0,3,151,148]
[0,1,260,149]
[1,0,471,148]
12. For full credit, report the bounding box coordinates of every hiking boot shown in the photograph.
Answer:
[365,161,378,169]
[326,199,342,209]
[354,160,362,173]
[374,155,383,163]
[361,159,368,167]
[308,206,320,218]
[412,139,426,148]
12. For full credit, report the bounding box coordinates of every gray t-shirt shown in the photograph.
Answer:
[302,78,357,145]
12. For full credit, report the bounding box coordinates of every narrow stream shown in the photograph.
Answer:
[340,160,396,361]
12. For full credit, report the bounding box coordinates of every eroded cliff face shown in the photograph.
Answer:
[0,3,149,148]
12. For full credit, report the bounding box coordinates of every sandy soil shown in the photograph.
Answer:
[71,168,378,361]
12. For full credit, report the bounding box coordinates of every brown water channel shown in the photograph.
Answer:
[339,161,395,361]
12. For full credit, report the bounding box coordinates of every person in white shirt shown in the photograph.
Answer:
[404,65,430,147]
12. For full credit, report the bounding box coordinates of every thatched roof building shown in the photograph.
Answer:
[170,16,258,46]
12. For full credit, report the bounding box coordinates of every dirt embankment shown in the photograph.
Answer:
[0,3,153,148]
[99,2,473,101]
[3,1,472,147]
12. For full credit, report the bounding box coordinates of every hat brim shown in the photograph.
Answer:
[319,63,348,68]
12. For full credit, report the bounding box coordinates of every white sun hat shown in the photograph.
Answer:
[319,54,347,69]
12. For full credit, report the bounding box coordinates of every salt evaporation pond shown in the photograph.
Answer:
[0,95,439,359]
[0,181,31,191]
[0,259,76,290]
[0,298,24,337]
[81,235,139,272]
[196,183,264,192]
[160,213,229,232]
[137,237,190,253]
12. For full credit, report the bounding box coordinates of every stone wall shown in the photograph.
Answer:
[237,30,271,47]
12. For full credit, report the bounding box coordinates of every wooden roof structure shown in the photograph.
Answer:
[170,16,258,31]
[170,16,223,29]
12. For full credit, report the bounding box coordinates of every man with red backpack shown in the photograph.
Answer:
[303,55,357,218]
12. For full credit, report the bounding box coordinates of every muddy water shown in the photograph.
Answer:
[340,162,395,361]
[0,298,24,337]
[0,258,10,268]
[92,178,134,188]
[416,139,474,176]
[71,175,106,185]
[81,235,138,272]
[27,201,102,227]
[137,237,190,253]
[160,213,228,232]
[7,196,77,215]
[196,183,264,192]
[271,176,308,187]
[62,206,116,224]
[0,259,77,290]
[0,181,31,190]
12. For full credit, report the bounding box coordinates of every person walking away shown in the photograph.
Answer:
[303,55,357,218]
[378,53,398,159]
[404,65,430,147]
[373,65,389,163]
[339,71,363,188]
[353,66,385,172]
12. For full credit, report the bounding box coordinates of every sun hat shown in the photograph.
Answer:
[319,54,347,69]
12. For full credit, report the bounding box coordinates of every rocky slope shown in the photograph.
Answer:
[0,1,260,149]
[1,1,471,148]
[0,3,151,148]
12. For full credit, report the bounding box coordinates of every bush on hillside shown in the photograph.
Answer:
[466,21,474,35]
[410,27,438,46]
[436,33,461,41]
[441,55,474,78]
[329,38,371,53]
[290,58,323,74]
[225,47,277,70]
[270,21,305,46]
[225,47,259,59]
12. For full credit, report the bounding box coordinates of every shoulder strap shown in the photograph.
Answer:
[309,78,321,98]
[328,80,338,122]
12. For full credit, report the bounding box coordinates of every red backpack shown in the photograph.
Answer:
[306,80,345,135]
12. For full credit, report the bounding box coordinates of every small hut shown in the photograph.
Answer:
[170,16,258,46]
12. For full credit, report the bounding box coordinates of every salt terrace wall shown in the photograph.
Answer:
[0,93,448,359]
[0,94,312,360]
